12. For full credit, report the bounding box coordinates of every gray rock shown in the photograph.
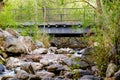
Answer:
[57,48,74,54]
[5,36,27,54]
[73,69,93,77]
[79,75,101,80]
[40,58,51,66]
[47,64,65,73]
[47,47,57,54]
[106,62,117,77]
[6,57,21,69]
[0,28,5,38]
[31,62,43,71]
[42,78,54,80]
[40,54,58,65]
[36,70,55,79]
[21,36,35,53]
[22,54,42,62]
[16,70,29,80]
[35,41,44,48]
[21,62,35,74]
[5,28,20,38]
[61,58,90,69]
[64,72,73,79]
[28,74,41,80]
[91,66,99,76]
[54,77,64,80]
[114,70,120,80]
[32,48,48,54]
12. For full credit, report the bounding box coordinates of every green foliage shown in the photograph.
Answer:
[0,5,17,29]
[89,0,120,76]
[14,26,50,48]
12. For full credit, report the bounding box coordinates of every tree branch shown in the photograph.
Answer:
[84,0,97,10]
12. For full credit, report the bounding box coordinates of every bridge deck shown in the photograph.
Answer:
[39,26,92,37]
[21,21,82,27]
[20,21,92,37]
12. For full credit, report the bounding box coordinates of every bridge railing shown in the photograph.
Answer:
[13,8,96,24]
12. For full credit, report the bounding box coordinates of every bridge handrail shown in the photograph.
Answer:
[12,8,96,24]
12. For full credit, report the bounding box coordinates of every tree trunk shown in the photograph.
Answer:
[96,0,102,14]
[0,2,4,11]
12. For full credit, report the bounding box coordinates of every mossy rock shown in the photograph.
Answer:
[0,58,5,65]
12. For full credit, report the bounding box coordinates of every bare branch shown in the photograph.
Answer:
[84,0,97,10]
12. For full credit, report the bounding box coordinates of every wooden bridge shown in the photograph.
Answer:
[14,8,96,37]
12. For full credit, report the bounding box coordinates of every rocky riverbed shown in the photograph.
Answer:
[0,28,120,80]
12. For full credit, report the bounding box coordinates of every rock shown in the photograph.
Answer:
[0,55,6,64]
[21,62,35,74]
[5,28,20,38]
[91,66,99,76]
[106,62,117,77]
[21,36,35,52]
[73,69,93,78]
[40,54,58,65]
[61,58,73,66]
[36,70,55,79]
[1,76,15,80]
[28,74,41,80]
[32,48,48,54]
[0,64,5,74]
[22,54,42,62]
[16,70,29,80]
[35,41,44,48]
[74,47,92,58]
[79,75,101,80]
[31,62,43,71]
[64,72,73,79]
[104,77,115,80]
[42,78,54,80]
[54,76,65,80]
[47,64,65,73]
[47,47,57,54]
[61,58,90,69]
[114,70,120,80]
[0,28,4,38]
[2,30,13,38]
[6,57,21,69]
[0,70,16,80]
[40,58,51,66]
[5,36,27,54]
[56,48,74,54]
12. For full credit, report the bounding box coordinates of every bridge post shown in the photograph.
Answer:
[60,14,63,22]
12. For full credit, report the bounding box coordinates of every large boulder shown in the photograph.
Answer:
[5,36,35,54]
[5,28,20,38]
[5,36,27,54]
